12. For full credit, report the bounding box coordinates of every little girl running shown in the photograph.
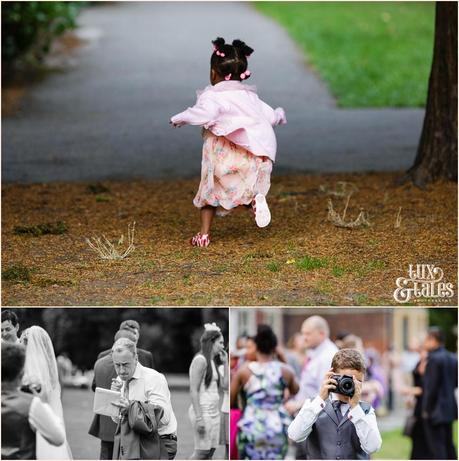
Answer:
[171,37,286,247]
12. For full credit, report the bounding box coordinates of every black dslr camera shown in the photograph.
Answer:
[20,383,42,394]
[331,374,355,397]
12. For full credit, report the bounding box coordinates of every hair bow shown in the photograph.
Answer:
[213,46,225,57]
[240,70,251,80]
[204,322,221,332]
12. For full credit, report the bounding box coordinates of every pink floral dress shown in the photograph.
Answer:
[193,130,273,214]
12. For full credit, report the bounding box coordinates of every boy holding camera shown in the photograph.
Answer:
[288,349,382,459]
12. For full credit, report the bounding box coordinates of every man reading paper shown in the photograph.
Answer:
[110,338,178,460]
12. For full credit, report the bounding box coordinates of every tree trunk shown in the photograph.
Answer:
[406,1,457,187]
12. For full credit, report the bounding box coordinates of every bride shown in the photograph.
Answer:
[20,325,73,460]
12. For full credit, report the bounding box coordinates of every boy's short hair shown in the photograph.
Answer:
[2,342,26,382]
[332,348,366,373]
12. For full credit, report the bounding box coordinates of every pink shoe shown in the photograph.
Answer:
[190,232,210,247]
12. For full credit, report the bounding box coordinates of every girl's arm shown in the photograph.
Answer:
[189,355,206,425]
[171,95,222,128]
[283,366,300,396]
[230,366,244,408]
[259,100,287,126]
[230,363,251,407]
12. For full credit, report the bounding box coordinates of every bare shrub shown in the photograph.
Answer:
[327,197,370,228]
[86,222,136,260]
[395,207,402,228]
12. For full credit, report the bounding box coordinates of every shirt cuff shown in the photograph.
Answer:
[301,395,326,415]
[348,403,365,422]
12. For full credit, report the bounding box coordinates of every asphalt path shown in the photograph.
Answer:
[2,2,424,183]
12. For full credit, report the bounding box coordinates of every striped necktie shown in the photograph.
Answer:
[123,379,131,399]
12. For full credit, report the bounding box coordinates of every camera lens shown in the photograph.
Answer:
[339,376,355,396]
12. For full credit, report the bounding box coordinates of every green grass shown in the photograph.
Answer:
[149,295,164,305]
[254,1,435,107]
[332,265,346,277]
[356,259,386,276]
[2,264,32,282]
[353,293,369,304]
[315,280,333,295]
[13,221,68,236]
[95,194,111,202]
[374,428,412,459]
[34,278,75,287]
[374,422,458,459]
[296,255,329,271]
[86,183,110,194]
[267,261,281,272]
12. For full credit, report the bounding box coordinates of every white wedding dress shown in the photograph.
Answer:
[21,325,73,460]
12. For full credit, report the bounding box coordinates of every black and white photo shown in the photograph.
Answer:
[1,308,229,460]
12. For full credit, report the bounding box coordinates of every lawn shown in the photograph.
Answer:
[62,387,224,459]
[2,173,456,306]
[254,1,435,107]
[375,421,458,459]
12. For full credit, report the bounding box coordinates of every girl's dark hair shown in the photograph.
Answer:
[254,324,278,355]
[211,37,254,81]
[200,329,222,388]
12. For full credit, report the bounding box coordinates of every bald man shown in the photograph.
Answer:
[285,316,338,413]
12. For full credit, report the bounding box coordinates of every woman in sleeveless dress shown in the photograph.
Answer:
[189,323,228,459]
[20,325,73,460]
[231,324,299,460]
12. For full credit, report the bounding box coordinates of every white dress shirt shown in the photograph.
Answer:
[113,363,177,435]
[295,338,339,402]
[288,394,382,454]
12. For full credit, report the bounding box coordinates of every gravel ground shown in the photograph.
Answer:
[2,172,456,306]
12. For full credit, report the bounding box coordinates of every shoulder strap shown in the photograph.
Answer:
[193,354,208,386]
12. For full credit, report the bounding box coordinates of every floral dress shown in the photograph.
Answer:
[237,361,291,460]
[193,130,273,213]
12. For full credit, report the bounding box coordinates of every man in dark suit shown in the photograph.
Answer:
[96,320,154,368]
[422,327,458,460]
[89,324,154,459]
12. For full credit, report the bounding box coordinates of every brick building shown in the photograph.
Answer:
[230,308,428,355]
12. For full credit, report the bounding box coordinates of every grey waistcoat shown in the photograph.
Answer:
[1,390,36,460]
[305,400,371,460]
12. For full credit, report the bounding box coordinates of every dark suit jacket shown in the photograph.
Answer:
[88,348,155,442]
[422,347,458,425]
[113,401,168,460]
[97,348,154,369]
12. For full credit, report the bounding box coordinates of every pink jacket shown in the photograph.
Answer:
[170,80,286,162]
